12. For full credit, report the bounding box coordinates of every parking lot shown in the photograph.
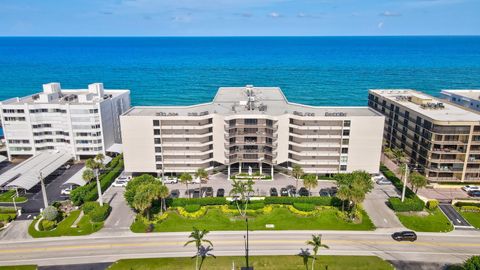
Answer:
[418,186,471,201]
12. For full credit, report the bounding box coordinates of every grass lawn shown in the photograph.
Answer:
[457,210,480,229]
[28,210,103,237]
[396,208,453,232]
[0,190,27,203]
[131,207,375,232]
[108,255,394,270]
[0,266,37,270]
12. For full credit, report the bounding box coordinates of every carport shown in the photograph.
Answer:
[0,155,6,163]
[63,155,112,187]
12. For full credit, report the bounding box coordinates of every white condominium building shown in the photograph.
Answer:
[121,85,384,178]
[0,83,131,160]
[441,90,480,112]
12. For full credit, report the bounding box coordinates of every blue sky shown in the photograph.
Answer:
[0,0,479,36]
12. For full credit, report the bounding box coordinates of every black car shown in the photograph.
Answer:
[286,185,296,196]
[280,187,289,197]
[468,190,480,197]
[298,187,309,197]
[205,187,214,197]
[319,188,331,197]
[216,188,225,197]
[392,231,417,242]
[169,189,180,198]
[270,187,278,197]
[192,189,201,198]
[329,186,338,196]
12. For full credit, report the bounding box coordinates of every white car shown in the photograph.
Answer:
[191,177,201,184]
[462,185,480,192]
[112,179,128,187]
[163,177,178,184]
[60,187,72,195]
[376,178,391,185]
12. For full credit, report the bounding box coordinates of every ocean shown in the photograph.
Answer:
[0,36,480,107]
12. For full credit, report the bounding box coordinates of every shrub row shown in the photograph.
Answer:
[264,196,336,206]
[166,197,227,207]
[460,206,480,213]
[71,156,123,206]
[293,202,315,212]
[380,165,416,199]
[184,204,201,213]
[0,213,16,222]
[228,201,265,210]
[455,201,480,208]
[90,204,112,223]
[0,206,16,214]
[39,219,56,231]
[388,197,425,212]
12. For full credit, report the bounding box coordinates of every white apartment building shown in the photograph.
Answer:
[441,90,480,112]
[0,83,131,160]
[121,86,384,178]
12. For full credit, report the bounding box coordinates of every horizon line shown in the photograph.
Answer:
[0,34,480,38]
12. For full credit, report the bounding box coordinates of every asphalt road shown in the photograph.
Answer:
[0,230,479,267]
[439,204,472,228]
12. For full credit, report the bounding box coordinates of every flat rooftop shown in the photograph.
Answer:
[370,89,480,122]
[441,90,480,101]
[124,86,381,118]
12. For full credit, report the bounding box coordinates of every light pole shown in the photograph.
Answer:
[39,171,49,209]
[401,164,409,202]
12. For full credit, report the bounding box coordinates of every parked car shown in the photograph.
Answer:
[191,177,201,184]
[462,185,480,192]
[286,185,296,196]
[392,231,417,242]
[280,187,289,197]
[163,177,178,184]
[205,187,214,197]
[329,186,338,196]
[192,189,201,198]
[112,179,128,187]
[376,178,391,185]
[319,188,330,197]
[468,190,480,197]
[298,187,309,197]
[60,187,72,195]
[61,164,71,170]
[216,188,225,197]
[169,189,180,198]
[270,187,278,197]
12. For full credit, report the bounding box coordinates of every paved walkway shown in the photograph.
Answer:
[97,186,135,235]
[0,220,32,241]
[363,182,404,229]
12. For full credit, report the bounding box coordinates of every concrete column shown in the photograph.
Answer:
[239,162,242,173]
[227,164,231,180]
[259,162,262,175]
[271,166,274,180]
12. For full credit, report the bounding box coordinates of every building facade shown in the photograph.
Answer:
[0,83,131,160]
[368,89,480,183]
[441,90,480,112]
[121,86,384,178]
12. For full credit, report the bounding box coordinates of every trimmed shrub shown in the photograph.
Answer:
[463,256,480,270]
[167,197,227,207]
[460,206,480,213]
[293,202,315,212]
[82,201,100,215]
[264,196,332,206]
[90,204,112,222]
[388,197,425,212]
[184,204,201,213]
[0,207,16,214]
[229,201,265,210]
[40,219,56,231]
[426,200,439,210]
[455,201,480,208]
[0,213,16,222]
[177,206,207,218]
[42,206,59,221]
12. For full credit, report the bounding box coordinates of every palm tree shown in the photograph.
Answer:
[292,164,304,195]
[336,186,350,212]
[303,174,317,196]
[195,168,208,198]
[132,186,153,219]
[85,153,105,206]
[82,169,95,184]
[306,234,329,270]
[179,172,193,198]
[196,245,216,270]
[184,227,213,270]
[409,171,428,194]
[298,248,313,270]
[158,184,169,214]
[229,179,254,216]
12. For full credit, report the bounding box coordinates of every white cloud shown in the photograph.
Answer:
[380,11,401,17]
[296,12,322,19]
[269,12,281,18]
[378,21,384,29]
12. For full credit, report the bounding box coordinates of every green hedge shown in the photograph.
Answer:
[426,200,439,210]
[293,202,315,212]
[380,165,416,199]
[264,196,334,206]
[167,197,227,207]
[455,201,480,208]
[40,219,56,231]
[388,197,425,212]
[184,204,201,213]
[0,213,16,222]
[90,204,112,222]
[82,201,100,215]
[0,206,17,214]
[228,201,265,210]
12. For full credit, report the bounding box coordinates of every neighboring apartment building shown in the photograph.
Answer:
[0,83,131,160]
[441,90,480,112]
[368,89,480,183]
[121,85,384,178]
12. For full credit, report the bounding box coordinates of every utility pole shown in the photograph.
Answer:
[401,164,409,202]
[241,217,253,270]
[39,172,49,209]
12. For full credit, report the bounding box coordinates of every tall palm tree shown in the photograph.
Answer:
[195,168,208,198]
[229,179,254,216]
[132,186,153,219]
[336,186,350,212]
[82,169,95,184]
[179,172,193,198]
[85,153,105,206]
[409,171,428,194]
[292,164,304,195]
[158,184,169,214]
[196,245,216,270]
[184,227,213,270]
[303,174,318,196]
[306,234,329,270]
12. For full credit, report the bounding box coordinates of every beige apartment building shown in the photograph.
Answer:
[121,86,384,178]
[369,89,480,183]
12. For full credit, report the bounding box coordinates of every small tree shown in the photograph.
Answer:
[303,174,317,196]
[408,171,427,194]
[179,173,193,198]
[463,255,480,270]
[85,153,105,206]
[42,206,58,221]
[184,227,213,270]
[158,184,169,214]
[306,234,329,270]
[132,182,162,219]
[195,168,208,198]
[292,164,304,195]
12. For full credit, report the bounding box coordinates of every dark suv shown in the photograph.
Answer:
[204,187,214,197]
[298,187,309,197]
[392,231,417,242]
[270,187,278,197]
[468,190,480,197]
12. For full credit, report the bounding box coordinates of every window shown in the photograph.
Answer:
[156,164,163,170]
[155,156,162,161]
[342,139,349,145]
[343,120,351,127]
[153,120,160,126]
[340,165,347,171]
[154,129,160,135]
[342,130,350,136]
[341,148,349,154]
[155,147,162,153]
[340,156,348,163]
[244,119,257,125]
[154,138,161,144]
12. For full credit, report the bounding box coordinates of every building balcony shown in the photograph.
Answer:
[288,150,340,157]
[289,158,340,166]
[160,132,212,139]
[289,141,341,148]
[289,123,343,130]
[289,133,342,139]
[162,149,213,156]
[161,141,213,147]
[429,158,465,163]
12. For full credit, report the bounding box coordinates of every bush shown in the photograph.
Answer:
[177,206,207,218]
[0,207,16,214]
[463,256,480,270]
[264,196,332,206]
[184,204,201,213]
[388,197,425,212]
[82,201,100,215]
[167,197,227,207]
[293,202,315,212]
[90,204,112,222]
[380,165,416,199]
[125,174,157,207]
[228,201,265,210]
[460,206,480,213]
[0,213,16,222]
[42,206,59,221]
[40,219,56,231]
[426,200,439,210]
[455,201,480,208]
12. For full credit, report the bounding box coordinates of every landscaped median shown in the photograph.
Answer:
[380,165,453,232]
[107,255,394,270]
[130,196,375,233]
[0,206,18,230]
[0,190,27,203]
[454,201,480,229]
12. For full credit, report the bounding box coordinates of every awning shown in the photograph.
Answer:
[107,143,122,154]
[0,155,7,163]
[6,151,73,190]
[63,155,112,187]
[0,152,47,187]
